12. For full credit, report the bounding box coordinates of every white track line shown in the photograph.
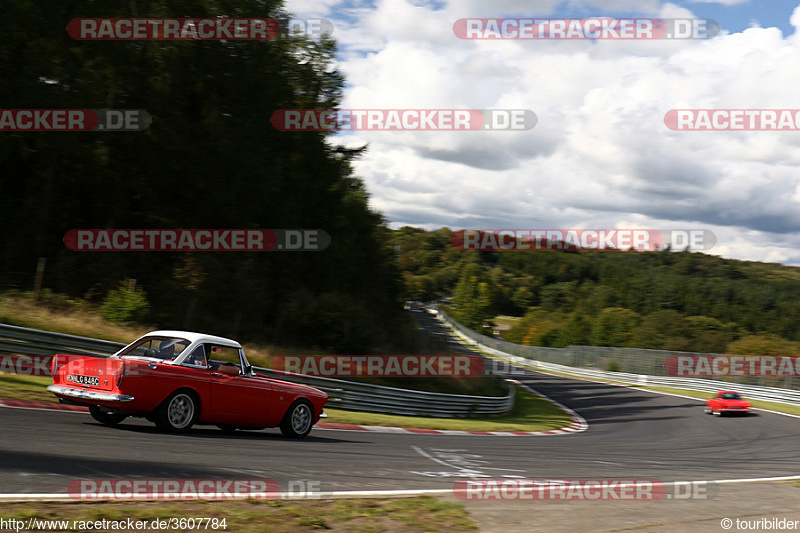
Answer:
[2,476,800,502]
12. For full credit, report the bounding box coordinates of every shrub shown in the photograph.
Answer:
[101,280,150,323]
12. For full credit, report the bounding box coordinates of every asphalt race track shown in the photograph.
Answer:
[1,313,798,499]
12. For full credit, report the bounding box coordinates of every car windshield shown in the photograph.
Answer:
[722,392,741,400]
[117,336,191,360]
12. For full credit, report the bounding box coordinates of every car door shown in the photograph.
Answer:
[207,345,276,425]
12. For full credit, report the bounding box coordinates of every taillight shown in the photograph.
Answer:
[116,361,125,387]
[51,355,59,383]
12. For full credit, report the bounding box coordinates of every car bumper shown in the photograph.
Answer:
[47,385,134,403]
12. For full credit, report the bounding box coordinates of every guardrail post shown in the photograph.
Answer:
[32,258,46,301]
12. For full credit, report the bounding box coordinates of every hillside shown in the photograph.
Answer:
[391,227,800,355]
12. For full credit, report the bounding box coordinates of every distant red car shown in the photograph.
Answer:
[48,330,328,438]
[705,390,751,416]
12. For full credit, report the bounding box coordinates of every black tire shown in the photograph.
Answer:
[280,399,314,439]
[89,405,128,426]
[155,390,198,432]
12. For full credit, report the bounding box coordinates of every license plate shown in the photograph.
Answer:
[72,374,99,386]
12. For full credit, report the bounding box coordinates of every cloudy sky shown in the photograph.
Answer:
[283,0,800,266]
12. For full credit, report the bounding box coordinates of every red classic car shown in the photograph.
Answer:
[47,330,328,438]
[705,390,751,416]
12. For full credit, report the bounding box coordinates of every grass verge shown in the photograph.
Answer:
[0,496,478,532]
[321,384,571,431]
[0,375,53,402]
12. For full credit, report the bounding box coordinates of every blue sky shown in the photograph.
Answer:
[673,1,797,35]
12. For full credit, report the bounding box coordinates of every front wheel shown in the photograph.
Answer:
[280,399,314,439]
[89,405,128,426]
[155,391,198,432]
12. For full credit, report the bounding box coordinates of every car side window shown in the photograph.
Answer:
[207,345,243,375]
[185,345,208,367]
[208,345,240,365]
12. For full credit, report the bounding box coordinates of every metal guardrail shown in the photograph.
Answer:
[0,324,125,357]
[0,323,514,417]
[258,368,514,417]
[437,308,800,406]
[435,306,800,390]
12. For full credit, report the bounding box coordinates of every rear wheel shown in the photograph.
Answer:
[280,399,314,439]
[155,391,198,432]
[89,405,128,426]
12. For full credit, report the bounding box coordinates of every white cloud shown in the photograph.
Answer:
[288,0,800,265]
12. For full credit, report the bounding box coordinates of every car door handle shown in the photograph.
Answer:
[211,372,224,377]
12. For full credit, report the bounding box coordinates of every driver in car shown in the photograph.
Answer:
[159,340,175,360]
[186,345,208,366]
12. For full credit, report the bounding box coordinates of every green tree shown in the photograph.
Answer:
[726,334,800,356]
[555,313,593,347]
[0,0,405,352]
[102,279,150,324]
[591,307,641,347]
[453,263,496,329]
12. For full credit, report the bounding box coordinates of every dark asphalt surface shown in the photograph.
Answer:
[1,311,798,498]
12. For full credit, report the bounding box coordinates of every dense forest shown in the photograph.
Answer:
[0,1,403,352]
[391,227,800,355]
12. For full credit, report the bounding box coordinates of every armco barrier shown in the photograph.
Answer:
[437,307,800,406]
[0,323,514,417]
[436,307,798,389]
[0,324,125,357]
[258,368,514,417]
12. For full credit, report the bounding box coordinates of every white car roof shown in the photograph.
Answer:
[139,330,242,348]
